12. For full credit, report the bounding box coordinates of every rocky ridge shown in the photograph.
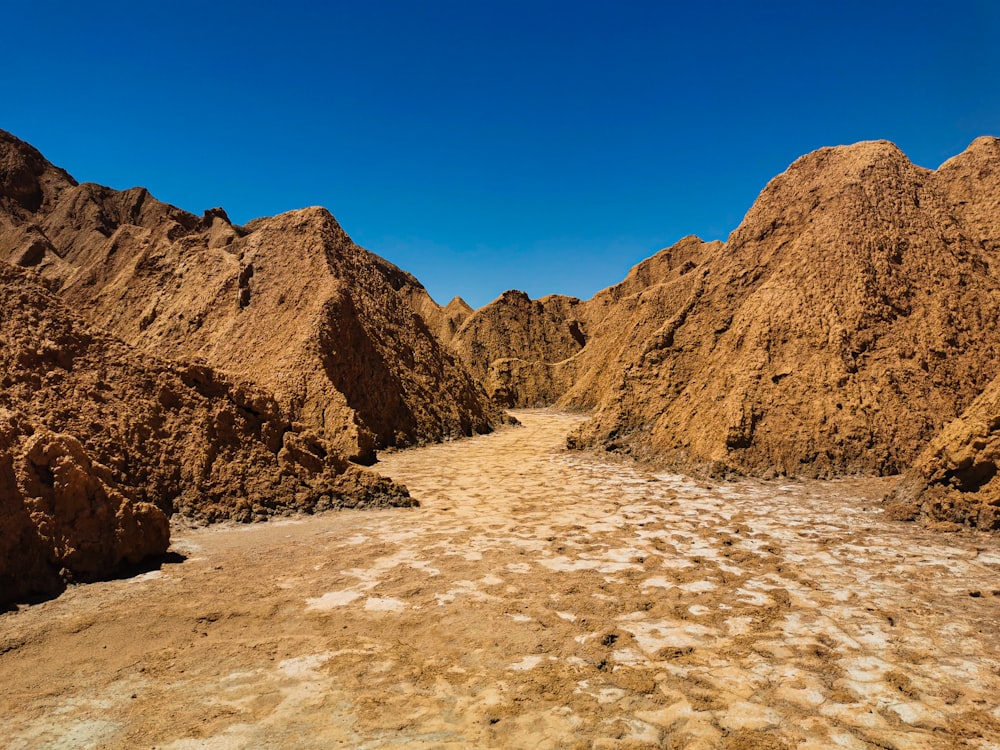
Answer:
[450,138,1000,526]
[0,129,504,604]
[0,129,499,464]
[449,290,587,407]
[0,263,412,603]
[574,139,1000,479]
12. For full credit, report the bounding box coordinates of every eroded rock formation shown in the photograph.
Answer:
[1,129,510,603]
[450,290,587,407]
[574,139,1000,478]
[886,373,1000,530]
[5,124,1000,604]
[0,263,413,603]
[453,138,1000,488]
[0,130,499,465]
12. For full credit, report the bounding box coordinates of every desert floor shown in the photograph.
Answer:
[2,410,1000,749]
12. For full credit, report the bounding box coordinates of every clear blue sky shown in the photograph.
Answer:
[5,1,998,308]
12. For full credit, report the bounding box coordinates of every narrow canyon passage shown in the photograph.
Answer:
[2,411,999,749]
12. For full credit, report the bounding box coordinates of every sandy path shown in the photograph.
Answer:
[2,410,1000,749]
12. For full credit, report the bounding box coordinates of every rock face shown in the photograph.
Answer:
[575,140,1000,477]
[450,290,587,407]
[885,374,1000,530]
[0,262,413,604]
[556,235,720,413]
[399,287,474,345]
[0,129,506,604]
[0,129,499,465]
[455,138,1000,483]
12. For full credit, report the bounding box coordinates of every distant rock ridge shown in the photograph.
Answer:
[448,290,587,407]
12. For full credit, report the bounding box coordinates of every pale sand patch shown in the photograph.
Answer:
[305,589,363,610]
[364,597,406,613]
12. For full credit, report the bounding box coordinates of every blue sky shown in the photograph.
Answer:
[5,1,998,307]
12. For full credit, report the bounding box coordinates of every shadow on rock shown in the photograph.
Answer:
[1,551,187,613]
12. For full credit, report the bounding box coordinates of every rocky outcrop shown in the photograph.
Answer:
[399,287,474,345]
[0,129,500,466]
[0,417,169,604]
[556,235,721,412]
[450,139,1000,485]
[580,142,1000,476]
[0,257,413,605]
[449,290,588,406]
[885,374,1000,530]
[570,139,1000,478]
[444,236,724,410]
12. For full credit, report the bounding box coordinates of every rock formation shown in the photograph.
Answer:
[5,123,1000,603]
[399,286,474,344]
[449,290,587,407]
[0,129,506,604]
[885,373,1000,530]
[453,138,1000,486]
[0,129,499,465]
[0,263,413,604]
[574,139,1000,478]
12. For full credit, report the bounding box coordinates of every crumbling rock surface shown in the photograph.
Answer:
[570,139,1000,478]
[0,129,499,464]
[445,236,723,410]
[451,139,1000,488]
[449,290,588,407]
[399,287,474,345]
[555,235,720,412]
[0,263,412,604]
[886,373,1000,530]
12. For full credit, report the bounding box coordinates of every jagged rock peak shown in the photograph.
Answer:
[0,129,77,212]
[444,296,473,314]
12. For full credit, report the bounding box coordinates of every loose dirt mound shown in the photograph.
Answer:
[886,373,1000,530]
[0,263,411,605]
[0,129,499,464]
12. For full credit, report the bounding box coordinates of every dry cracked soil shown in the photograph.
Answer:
[2,411,1000,749]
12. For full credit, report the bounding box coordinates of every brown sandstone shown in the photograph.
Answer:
[0,130,499,465]
[451,139,1000,491]
[886,373,1000,530]
[399,286,474,344]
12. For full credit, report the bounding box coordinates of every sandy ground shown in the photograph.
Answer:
[2,410,1000,749]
